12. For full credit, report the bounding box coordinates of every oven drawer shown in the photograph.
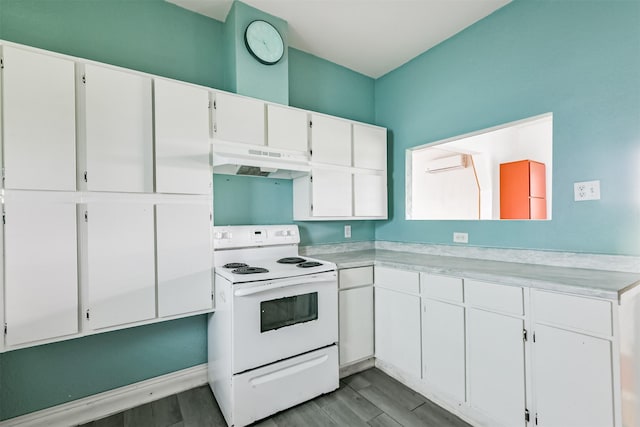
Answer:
[232,345,339,427]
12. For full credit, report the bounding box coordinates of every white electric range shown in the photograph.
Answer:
[208,225,339,427]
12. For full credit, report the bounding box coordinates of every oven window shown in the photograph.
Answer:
[260,292,318,332]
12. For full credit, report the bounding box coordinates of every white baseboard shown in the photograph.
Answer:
[0,363,208,427]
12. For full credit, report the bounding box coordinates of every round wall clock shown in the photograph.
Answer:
[244,20,285,65]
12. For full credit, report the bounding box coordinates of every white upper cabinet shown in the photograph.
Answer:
[311,169,352,217]
[154,79,211,194]
[156,203,213,317]
[78,63,153,192]
[267,104,308,152]
[353,124,387,170]
[4,194,78,347]
[353,173,387,217]
[310,114,351,166]
[84,202,156,331]
[1,46,76,191]
[213,91,265,146]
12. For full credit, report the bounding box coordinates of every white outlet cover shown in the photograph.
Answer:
[344,225,351,238]
[574,180,601,201]
[453,232,468,244]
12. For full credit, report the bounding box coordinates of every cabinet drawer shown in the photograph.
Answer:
[375,266,419,294]
[533,290,612,337]
[465,279,524,316]
[339,266,374,290]
[420,273,463,303]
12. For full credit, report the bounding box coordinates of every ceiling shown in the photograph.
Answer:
[166,0,511,78]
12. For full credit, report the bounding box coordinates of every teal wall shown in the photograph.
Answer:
[0,0,377,420]
[227,1,289,104]
[289,48,375,123]
[375,0,640,256]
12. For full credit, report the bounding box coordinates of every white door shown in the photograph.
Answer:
[533,324,614,427]
[310,114,351,166]
[353,124,387,170]
[4,196,78,346]
[267,104,308,152]
[311,169,352,217]
[467,308,526,427]
[79,63,153,192]
[353,173,387,217]
[85,203,156,330]
[214,92,265,145]
[154,79,211,195]
[339,286,374,366]
[374,287,421,378]
[422,299,466,402]
[1,46,76,191]
[156,204,212,317]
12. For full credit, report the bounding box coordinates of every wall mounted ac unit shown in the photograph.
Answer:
[426,154,469,173]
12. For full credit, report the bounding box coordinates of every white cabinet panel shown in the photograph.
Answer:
[422,299,466,402]
[533,290,612,337]
[353,124,386,170]
[375,267,420,294]
[79,64,153,192]
[1,46,76,190]
[311,169,352,217]
[466,279,524,316]
[420,273,464,303]
[353,173,387,217]
[339,266,373,290]
[310,114,351,166]
[155,79,211,194]
[156,204,213,317]
[339,286,374,366]
[214,92,265,145]
[375,287,421,378]
[4,197,78,346]
[467,308,526,427]
[85,203,156,330]
[533,325,614,427]
[267,104,308,152]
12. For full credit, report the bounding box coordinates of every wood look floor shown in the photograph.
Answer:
[79,368,471,427]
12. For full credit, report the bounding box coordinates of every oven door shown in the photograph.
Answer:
[232,271,338,374]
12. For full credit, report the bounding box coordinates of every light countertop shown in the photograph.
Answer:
[314,249,640,301]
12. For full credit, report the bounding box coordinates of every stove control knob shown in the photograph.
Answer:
[214,232,223,239]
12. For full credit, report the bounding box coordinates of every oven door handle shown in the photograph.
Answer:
[233,274,334,297]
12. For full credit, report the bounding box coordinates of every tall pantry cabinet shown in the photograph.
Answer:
[0,42,214,352]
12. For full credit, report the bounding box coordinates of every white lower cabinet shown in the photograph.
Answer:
[422,298,466,402]
[156,203,213,317]
[3,194,79,347]
[83,202,156,330]
[339,286,374,366]
[374,284,421,378]
[531,290,617,427]
[467,308,527,427]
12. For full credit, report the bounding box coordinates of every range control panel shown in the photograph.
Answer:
[213,225,300,249]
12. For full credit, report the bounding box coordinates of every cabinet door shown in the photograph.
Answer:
[80,64,153,192]
[339,286,374,366]
[156,204,213,317]
[467,308,526,427]
[267,104,308,152]
[353,173,387,217]
[85,203,155,330]
[311,169,352,217]
[1,46,76,190]
[214,92,265,145]
[374,287,421,378]
[155,79,211,194]
[533,324,614,427]
[4,197,78,346]
[422,299,466,402]
[310,114,351,166]
[353,124,386,170]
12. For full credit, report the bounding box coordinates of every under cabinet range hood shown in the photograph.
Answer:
[212,140,310,179]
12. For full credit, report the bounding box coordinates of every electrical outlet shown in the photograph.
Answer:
[453,232,468,244]
[574,180,600,201]
[344,225,351,239]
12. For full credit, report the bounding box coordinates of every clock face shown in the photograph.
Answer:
[244,20,284,65]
